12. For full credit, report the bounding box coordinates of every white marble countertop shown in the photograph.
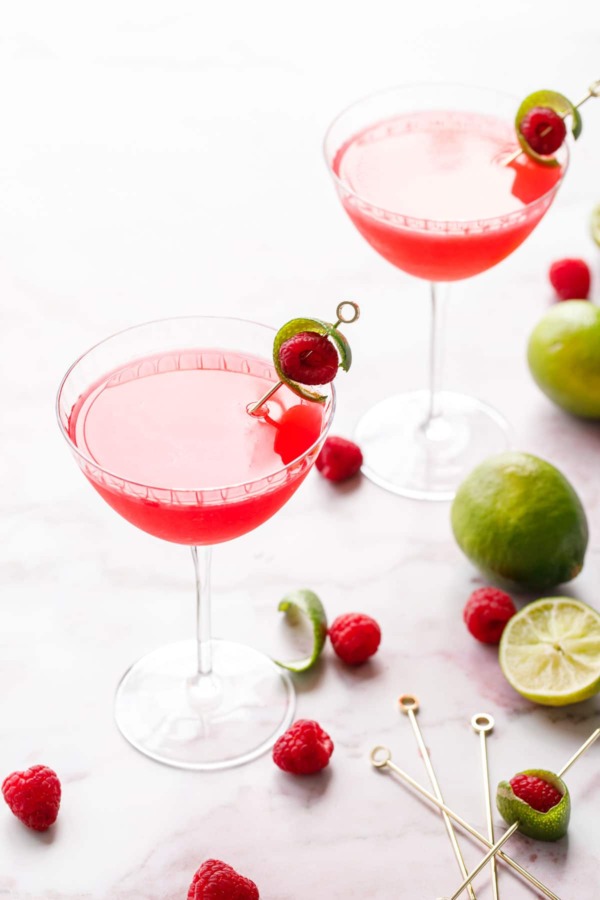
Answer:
[1,3,599,898]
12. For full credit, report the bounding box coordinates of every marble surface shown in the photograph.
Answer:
[1,2,599,898]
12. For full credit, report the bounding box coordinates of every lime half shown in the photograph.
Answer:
[499,597,600,706]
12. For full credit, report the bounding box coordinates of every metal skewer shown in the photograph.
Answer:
[247,300,360,417]
[370,746,560,900]
[503,78,600,166]
[398,695,477,900]
[471,714,499,900]
[445,728,600,898]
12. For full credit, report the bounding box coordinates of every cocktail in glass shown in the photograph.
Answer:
[57,316,335,770]
[325,84,568,500]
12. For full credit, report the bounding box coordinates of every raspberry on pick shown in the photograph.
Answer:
[519,106,567,156]
[463,587,516,644]
[316,436,363,482]
[510,773,563,813]
[273,719,333,775]
[187,859,259,899]
[2,765,61,831]
[279,331,339,385]
[549,258,591,301]
[329,612,381,665]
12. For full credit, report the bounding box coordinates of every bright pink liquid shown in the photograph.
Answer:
[333,110,563,281]
[68,349,325,545]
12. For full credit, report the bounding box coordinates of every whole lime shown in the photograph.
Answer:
[528,301,600,418]
[451,452,588,590]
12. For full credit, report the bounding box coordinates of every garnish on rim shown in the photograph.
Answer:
[247,301,360,416]
[506,79,599,166]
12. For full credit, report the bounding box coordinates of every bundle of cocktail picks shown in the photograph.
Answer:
[370,693,599,899]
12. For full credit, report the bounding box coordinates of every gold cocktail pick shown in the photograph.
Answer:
[398,694,477,900]
[471,714,499,900]
[370,746,560,900]
[247,301,360,417]
[504,78,600,165]
[445,727,600,899]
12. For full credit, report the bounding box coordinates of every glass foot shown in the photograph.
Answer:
[114,639,295,770]
[355,390,511,501]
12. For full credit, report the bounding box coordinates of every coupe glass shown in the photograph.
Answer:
[324,84,568,500]
[57,316,335,770]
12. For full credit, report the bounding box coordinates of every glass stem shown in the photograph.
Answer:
[191,545,213,676]
[425,281,448,428]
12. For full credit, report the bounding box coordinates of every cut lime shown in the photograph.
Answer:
[496,769,570,841]
[273,317,352,403]
[591,203,600,248]
[515,90,581,167]
[499,597,600,706]
[275,589,328,673]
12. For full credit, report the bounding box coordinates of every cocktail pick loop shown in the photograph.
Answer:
[505,78,600,165]
[247,301,360,417]
[398,694,477,900]
[446,728,600,898]
[370,747,560,900]
[471,714,499,900]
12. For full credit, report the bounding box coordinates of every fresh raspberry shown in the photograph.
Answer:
[2,765,61,831]
[329,612,381,665]
[272,719,333,775]
[463,587,516,644]
[510,774,563,813]
[187,859,259,900]
[549,258,591,301]
[519,106,566,156]
[316,436,363,482]
[279,331,339,385]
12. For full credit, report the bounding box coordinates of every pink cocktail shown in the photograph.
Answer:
[57,316,334,770]
[325,85,567,499]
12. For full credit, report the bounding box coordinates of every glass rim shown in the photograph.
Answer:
[56,313,337,495]
[323,81,570,231]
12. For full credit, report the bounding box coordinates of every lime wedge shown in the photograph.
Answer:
[496,769,570,841]
[273,317,352,403]
[499,597,600,706]
[515,90,582,167]
[275,588,328,673]
[591,203,600,248]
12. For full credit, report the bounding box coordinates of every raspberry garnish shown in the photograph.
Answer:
[279,332,339,385]
[519,106,567,156]
[329,612,381,665]
[549,258,591,301]
[463,587,516,644]
[2,765,61,831]
[272,719,334,775]
[510,774,563,813]
[187,859,259,900]
[316,436,363,482]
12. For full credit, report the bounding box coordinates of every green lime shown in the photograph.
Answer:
[499,596,600,705]
[515,90,581,166]
[528,301,600,419]
[275,588,328,673]
[591,203,600,248]
[451,452,588,590]
[273,317,351,402]
[496,769,570,841]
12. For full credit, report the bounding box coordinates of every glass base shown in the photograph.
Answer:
[355,390,510,501]
[114,639,295,770]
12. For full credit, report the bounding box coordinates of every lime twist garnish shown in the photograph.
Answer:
[274,588,328,673]
[591,202,600,248]
[496,769,571,841]
[248,301,360,415]
[512,80,599,167]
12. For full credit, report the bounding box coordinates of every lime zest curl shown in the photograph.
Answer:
[274,588,328,673]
